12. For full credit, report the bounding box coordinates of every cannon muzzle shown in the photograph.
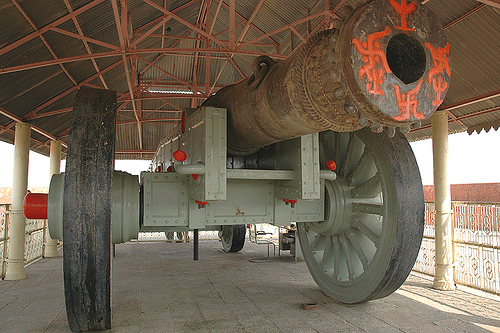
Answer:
[203,0,450,155]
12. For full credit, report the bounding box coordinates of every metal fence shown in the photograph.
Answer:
[414,202,500,295]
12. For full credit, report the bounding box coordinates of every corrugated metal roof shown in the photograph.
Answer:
[0,0,499,161]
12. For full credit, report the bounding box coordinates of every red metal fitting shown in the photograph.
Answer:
[325,160,337,171]
[155,165,162,172]
[283,199,297,204]
[173,150,187,162]
[192,174,198,180]
[23,192,48,219]
[166,165,173,173]
[195,200,208,205]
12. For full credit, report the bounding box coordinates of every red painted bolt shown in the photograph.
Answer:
[173,150,187,162]
[283,199,297,205]
[195,200,208,209]
[325,160,337,171]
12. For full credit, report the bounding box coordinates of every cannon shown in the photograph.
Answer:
[23,0,450,331]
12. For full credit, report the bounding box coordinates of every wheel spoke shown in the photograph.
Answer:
[352,203,384,216]
[339,234,355,280]
[339,133,355,177]
[332,235,344,280]
[352,218,380,244]
[320,236,334,271]
[311,233,326,251]
[346,228,369,270]
[346,149,373,187]
[335,132,342,167]
[350,172,381,199]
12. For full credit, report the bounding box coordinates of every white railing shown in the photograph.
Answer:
[1,204,48,278]
[0,205,8,278]
[414,202,500,295]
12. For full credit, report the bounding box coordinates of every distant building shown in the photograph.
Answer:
[423,183,500,203]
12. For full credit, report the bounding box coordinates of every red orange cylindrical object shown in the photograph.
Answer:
[23,192,48,219]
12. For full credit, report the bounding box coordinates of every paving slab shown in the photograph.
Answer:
[1,240,500,332]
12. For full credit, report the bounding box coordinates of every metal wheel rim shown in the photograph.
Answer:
[221,225,233,252]
[298,129,398,303]
[62,87,116,331]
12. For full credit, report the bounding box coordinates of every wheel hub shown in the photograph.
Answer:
[309,178,352,237]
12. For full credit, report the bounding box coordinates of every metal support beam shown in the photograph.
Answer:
[4,123,31,280]
[443,4,486,30]
[475,0,500,9]
[431,110,455,291]
[0,0,106,57]
[44,140,61,258]
[11,0,78,86]
[239,9,337,48]
[228,0,235,48]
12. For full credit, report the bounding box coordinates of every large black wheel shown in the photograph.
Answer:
[298,129,424,304]
[63,86,117,331]
[221,225,246,252]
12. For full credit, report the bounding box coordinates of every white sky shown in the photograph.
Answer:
[0,129,499,187]
[410,129,500,185]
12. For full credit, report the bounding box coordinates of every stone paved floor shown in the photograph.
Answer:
[1,240,500,332]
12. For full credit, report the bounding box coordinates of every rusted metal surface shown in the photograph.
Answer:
[204,0,450,155]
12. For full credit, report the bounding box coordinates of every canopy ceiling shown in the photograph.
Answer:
[0,0,499,159]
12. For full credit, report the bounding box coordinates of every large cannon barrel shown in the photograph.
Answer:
[203,0,450,155]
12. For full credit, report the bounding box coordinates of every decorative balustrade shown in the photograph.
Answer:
[1,204,48,278]
[0,205,8,278]
[414,202,500,294]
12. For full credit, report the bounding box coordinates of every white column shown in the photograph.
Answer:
[4,122,31,280]
[43,140,61,258]
[431,110,455,290]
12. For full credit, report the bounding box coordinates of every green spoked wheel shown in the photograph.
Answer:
[63,87,117,331]
[298,129,424,304]
[221,225,246,252]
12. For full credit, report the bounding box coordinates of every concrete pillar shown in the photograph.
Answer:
[4,122,31,280]
[431,110,455,290]
[43,140,61,258]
